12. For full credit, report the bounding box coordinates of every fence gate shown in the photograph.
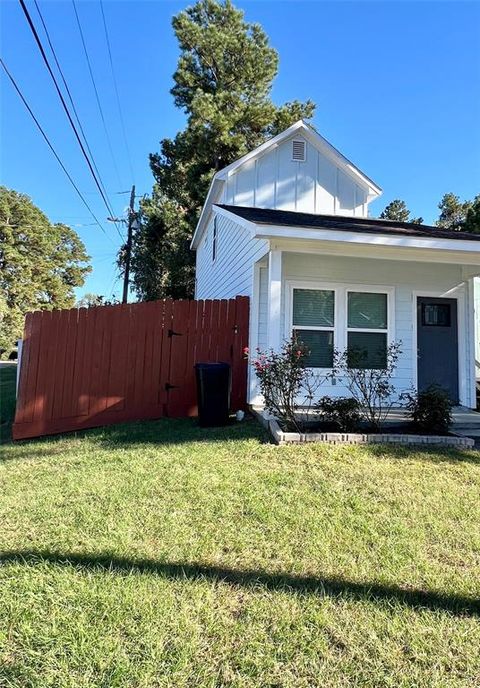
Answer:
[13,296,249,441]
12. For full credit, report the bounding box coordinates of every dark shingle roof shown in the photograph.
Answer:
[216,205,480,242]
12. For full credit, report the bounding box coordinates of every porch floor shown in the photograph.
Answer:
[388,406,480,439]
[451,406,480,439]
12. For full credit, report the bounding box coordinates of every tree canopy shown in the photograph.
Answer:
[0,186,91,354]
[436,192,480,232]
[463,195,480,234]
[131,0,315,300]
[379,199,423,224]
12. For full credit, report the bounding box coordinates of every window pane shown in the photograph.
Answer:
[347,332,387,369]
[293,289,334,327]
[293,329,334,367]
[421,303,451,327]
[348,292,387,329]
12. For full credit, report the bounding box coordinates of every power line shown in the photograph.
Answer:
[99,0,135,183]
[0,57,115,247]
[18,0,123,240]
[32,0,117,220]
[70,0,123,189]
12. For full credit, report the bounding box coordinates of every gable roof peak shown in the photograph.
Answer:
[215,120,381,196]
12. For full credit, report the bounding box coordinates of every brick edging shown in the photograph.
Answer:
[266,418,475,448]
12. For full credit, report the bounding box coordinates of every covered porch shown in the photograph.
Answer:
[249,232,480,410]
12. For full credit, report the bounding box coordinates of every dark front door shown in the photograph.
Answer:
[417,296,459,402]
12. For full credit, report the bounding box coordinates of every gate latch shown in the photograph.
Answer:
[168,329,183,338]
[165,382,179,391]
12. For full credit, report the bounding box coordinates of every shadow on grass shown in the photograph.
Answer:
[1,417,269,460]
[361,442,480,465]
[1,549,478,617]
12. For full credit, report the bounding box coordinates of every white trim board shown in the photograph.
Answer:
[254,224,480,259]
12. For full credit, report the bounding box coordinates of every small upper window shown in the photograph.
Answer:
[212,216,217,262]
[292,139,306,162]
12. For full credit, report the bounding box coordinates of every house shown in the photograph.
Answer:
[192,120,480,408]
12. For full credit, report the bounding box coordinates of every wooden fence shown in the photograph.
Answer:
[13,296,249,441]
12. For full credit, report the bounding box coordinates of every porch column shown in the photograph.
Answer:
[267,248,283,352]
[467,277,477,408]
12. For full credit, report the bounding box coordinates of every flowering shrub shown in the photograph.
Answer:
[247,337,323,432]
[330,341,403,431]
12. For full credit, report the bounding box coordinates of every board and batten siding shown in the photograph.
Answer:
[223,135,369,217]
[195,212,268,300]
[252,252,472,403]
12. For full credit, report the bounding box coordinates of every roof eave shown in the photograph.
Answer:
[251,222,480,261]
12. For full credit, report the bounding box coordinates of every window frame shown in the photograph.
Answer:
[346,289,389,369]
[286,281,395,371]
[286,281,340,372]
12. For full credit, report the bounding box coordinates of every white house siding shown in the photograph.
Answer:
[224,135,368,217]
[475,277,480,378]
[254,252,470,403]
[195,212,268,300]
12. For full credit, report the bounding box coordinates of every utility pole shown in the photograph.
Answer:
[122,184,135,304]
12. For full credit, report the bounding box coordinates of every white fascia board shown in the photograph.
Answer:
[253,224,480,263]
[190,177,224,249]
[216,120,305,180]
[301,125,382,198]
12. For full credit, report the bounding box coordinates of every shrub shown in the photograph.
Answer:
[247,337,324,432]
[316,396,361,432]
[402,385,453,434]
[330,341,402,431]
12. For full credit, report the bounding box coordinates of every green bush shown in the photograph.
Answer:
[316,396,361,432]
[402,385,453,435]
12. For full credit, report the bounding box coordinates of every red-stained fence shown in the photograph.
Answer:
[13,296,249,441]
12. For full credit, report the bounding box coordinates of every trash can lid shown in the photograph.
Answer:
[195,361,230,370]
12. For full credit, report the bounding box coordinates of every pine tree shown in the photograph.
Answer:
[462,194,480,234]
[379,199,423,224]
[131,0,315,300]
[436,192,472,231]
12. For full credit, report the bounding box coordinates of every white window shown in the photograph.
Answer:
[212,216,217,262]
[346,291,388,369]
[288,283,393,370]
[292,288,334,367]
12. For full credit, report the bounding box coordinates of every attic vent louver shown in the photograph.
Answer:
[292,139,306,162]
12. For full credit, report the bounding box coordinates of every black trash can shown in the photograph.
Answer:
[195,362,231,427]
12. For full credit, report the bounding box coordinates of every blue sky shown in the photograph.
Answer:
[1,0,479,299]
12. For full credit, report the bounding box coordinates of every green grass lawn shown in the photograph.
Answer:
[1,369,479,686]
